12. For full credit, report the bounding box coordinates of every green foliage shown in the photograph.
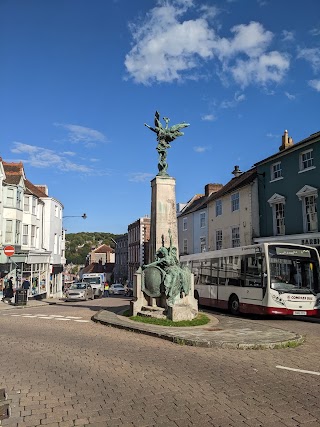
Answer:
[128,313,210,327]
[65,232,124,265]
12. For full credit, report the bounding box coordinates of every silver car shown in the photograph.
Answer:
[65,282,94,301]
[109,283,126,296]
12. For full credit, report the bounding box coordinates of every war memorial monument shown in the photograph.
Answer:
[130,111,198,321]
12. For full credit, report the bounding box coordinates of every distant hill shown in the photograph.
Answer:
[65,232,124,265]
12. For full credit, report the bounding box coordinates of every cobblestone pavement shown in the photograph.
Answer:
[1,297,320,427]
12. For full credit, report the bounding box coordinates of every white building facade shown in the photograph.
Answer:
[0,160,65,298]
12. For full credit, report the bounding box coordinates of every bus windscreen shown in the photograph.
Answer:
[269,245,319,294]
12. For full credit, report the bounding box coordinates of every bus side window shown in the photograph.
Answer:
[245,255,262,287]
[227,255,243,286]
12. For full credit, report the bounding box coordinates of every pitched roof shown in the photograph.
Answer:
[178,194,206,215]
[3,161,25,177]
[206,167,257,204]
[179,167,257,216]
[4,175,23,185]
[25,179,48,198]
[255,131,320,166]
[2,160,48,198]
[92,244,114,254]
[82,262,114,274]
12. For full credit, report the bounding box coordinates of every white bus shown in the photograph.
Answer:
[180,243,320,316]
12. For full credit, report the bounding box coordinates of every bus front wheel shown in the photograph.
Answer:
[229,295,240,316]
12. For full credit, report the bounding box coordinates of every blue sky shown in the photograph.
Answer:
[1,0,319,234]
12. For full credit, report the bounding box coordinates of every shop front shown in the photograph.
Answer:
[50,264,64,298]
[25,252,51,298]
[0,251,51,299]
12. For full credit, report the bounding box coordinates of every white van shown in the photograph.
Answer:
[81,273,106,298]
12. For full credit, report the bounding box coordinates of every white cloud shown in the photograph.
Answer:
[266,132,280,138]
[54,123,107,145]
[201,114,216,121]
[310,28,320,36]
[285,91,295,100]
[125,8,215,84]
[230,51,290,87]
[11,142,94,174]
[308,79,320,91]
[297,47,320,72]
[282,30,294,42]
[125,4,289,88]
[220,92,245,108]
[193,146,210,153]
[199,5,219,20]
[129,172,154,182]
[62,151,76,156]
[214,21,273,60]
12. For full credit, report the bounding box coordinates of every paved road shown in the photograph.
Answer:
[1,297,320,427]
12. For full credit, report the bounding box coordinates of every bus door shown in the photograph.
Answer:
[217,257,229,309]
[241,254,264,309]
[210,258,219,306]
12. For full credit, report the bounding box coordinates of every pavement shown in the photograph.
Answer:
[0,297,304,350]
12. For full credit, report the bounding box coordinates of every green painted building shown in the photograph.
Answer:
[254,130,320,249]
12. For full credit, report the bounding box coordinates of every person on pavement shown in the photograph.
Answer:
[22,278,31,298]
[104,282,109,297]
[3,277,14,303]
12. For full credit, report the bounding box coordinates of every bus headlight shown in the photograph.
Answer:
[271,294,285,306]
[315,297,320,307]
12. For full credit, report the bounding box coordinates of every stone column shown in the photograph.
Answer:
[149,176,179,263]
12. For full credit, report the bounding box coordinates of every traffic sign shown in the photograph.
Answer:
[4,246,15,257]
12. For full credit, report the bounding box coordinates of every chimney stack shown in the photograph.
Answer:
[279,130,293,151]
[205,183,223,197]
[232,165,242,178]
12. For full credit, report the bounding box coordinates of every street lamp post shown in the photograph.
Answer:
[63,213,87,219]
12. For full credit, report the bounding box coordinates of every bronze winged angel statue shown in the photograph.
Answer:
[145,111,190,176]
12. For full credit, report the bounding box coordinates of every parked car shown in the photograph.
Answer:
[65,282,94,301]
[109,283,126,296]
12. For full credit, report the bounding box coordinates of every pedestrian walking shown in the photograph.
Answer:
[3,277,14,303]
[104,282,109,297]
[22,278,31,299]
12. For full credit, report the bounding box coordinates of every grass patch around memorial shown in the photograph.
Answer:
[127,312,210,327]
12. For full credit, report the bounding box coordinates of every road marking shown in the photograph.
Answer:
[1,313,89,323]
[46,315,64,317]
[276,365,320,376]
